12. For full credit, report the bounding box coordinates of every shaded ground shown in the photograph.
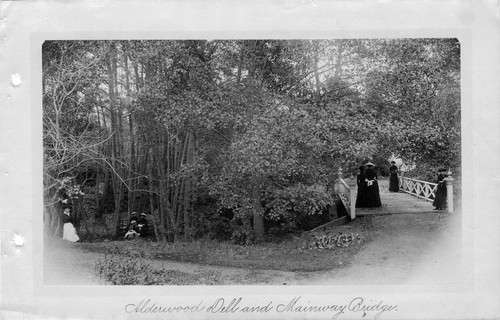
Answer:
[44,211,461,286]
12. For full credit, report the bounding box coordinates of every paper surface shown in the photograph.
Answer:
[1,0,499,319]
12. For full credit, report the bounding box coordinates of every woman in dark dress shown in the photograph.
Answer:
[432,168,448,210]
[363,162,382,207]
[388,161,400,192]
[137,213,149,237]
[130,212,139,224]
[355,165,366,208]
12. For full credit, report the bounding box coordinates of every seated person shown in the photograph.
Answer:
[124,220,140,239]
[137,213,149,236]
[129,212,139,224]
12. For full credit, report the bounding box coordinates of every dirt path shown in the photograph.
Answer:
[44,239,298,285]
[296,180,462,285]
[44,208,461,285]
[296,212,461,285]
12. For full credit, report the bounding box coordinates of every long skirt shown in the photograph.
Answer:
[355,184,366,208]
[389,173,399,192]
[63,223,80,242]
[364,181,382,207]
[432,183,447,209]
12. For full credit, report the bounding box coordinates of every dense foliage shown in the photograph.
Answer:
[43,39,460,243]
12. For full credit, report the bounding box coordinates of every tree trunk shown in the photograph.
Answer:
[236,41,245,85]
[45,189,61,237]
[251,183,265,242]
[156,133,170,239]
[148,146,166,242]
[77,194,92,236]
[183,132,195,240]
[108,42,123,237]
[313,41,322,105]
[247,40,258,80]
[95,102,104,218]
[334,40,344,80]
[123,45,137,215]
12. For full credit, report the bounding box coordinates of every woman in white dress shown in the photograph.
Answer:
[62,208,80,242]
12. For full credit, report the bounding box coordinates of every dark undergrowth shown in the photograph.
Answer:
[79,216,375,273]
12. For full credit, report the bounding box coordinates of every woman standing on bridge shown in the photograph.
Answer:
[363,162,382,207]
[355,165,367,208]
[432,168,448,210]
[388,161,400,192]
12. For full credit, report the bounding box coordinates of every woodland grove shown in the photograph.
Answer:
[42,39,460,243]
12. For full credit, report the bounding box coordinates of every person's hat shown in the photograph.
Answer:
[365,162,375,167]
[140,213,146,216]
[438,168,447,172]
[132,212,138,215]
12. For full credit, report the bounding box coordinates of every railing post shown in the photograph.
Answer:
[347,179,356,219]
[334,167,341,195]
[445,170,454,213]
[399,170,404,189]
[334,167,342,197]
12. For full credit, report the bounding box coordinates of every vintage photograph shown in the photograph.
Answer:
[42,39,462,286]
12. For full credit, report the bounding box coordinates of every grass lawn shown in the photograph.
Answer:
[79,216,374,272]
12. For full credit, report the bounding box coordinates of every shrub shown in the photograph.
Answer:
[304,231,365,251]
[266,220,297,238]
[294,208,331,231]
[95,256,222,285]
[229,217,255,245]
[206,210,233,241]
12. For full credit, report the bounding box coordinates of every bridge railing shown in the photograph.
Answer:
[334,168,356,219]
[334,168,455,216]
[399,173,454,213]
[399,176,437,202]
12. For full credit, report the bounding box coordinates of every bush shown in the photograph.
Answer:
[205,209,233,241]
[265,220,297,238]
[95,256,222,285]
[78,213,115,242]
[229,216,256,245]
[304,231,365,250]
[294,208,331,231]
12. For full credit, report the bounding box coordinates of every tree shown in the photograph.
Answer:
[43,41,108,236]
[363,39,460,171]
[43,38,461,242]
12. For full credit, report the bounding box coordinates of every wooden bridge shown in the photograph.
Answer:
[334,169,455,219]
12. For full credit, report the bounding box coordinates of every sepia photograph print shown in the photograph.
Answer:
[42,39,462,286]
[1,1,500,319]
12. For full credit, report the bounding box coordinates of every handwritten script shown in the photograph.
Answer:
[125,296,398,319]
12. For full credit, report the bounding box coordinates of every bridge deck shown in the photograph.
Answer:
[355,179,435,216]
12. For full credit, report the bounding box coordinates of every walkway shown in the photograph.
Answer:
[300,211,462,285]
[355,179,435,216]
